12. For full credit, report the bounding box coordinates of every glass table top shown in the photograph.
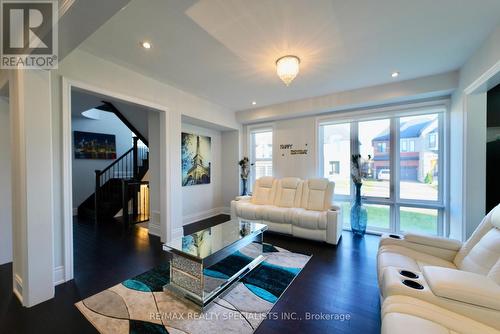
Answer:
[164,219,267,260]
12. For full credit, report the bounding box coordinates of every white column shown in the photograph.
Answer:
[0,97,12,265]
[9,69,54,307]
[161,109,182,242]
[463,92,487,238]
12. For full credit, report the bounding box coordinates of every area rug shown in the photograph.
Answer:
[75,243,311,334]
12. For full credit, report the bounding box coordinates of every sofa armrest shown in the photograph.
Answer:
[326,206,342,245]
[404,233,462,251]
[423,266,500,311]
[379,234,461,262]
[235,195,252,201]
[330,204,341,212]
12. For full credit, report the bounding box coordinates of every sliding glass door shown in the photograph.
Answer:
[319,108,446,236]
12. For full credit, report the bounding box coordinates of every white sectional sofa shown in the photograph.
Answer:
[230,176,342,245]
[377,204,500,332]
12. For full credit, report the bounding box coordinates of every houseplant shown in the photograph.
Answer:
[239,157,252,196]
[350,154,369,236]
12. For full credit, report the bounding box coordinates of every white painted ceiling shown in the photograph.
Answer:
[81,0,500,111]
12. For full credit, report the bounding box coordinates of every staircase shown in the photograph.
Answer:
[77,102,150,223]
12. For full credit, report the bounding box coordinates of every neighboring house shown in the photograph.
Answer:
[372,118,438,182]
[322,126,351,183]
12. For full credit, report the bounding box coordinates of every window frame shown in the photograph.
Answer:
[317,101,449,236]
[247,124,274,192]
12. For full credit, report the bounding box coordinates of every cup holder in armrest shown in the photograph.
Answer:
[399,270,419,279]
[402,280,424,290]
[389,234,402,239]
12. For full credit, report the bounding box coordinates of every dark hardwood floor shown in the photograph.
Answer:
[0,215,381,334]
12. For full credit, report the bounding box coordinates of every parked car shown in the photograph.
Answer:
[377,169,390,180]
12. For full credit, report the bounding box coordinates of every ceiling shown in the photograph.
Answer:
[71,88,154,140]
[81,0,500,111]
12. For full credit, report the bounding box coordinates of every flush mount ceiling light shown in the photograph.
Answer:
[141,41,152,49]
[276,55,300,86]
[391,71,400,78]
[252,101,257,105]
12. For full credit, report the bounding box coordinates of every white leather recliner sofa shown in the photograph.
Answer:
[377,204,500,331]
[382,295,500,334]
[230,176,342,245]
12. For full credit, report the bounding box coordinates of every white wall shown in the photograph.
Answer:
[237,71,458,124]
[181,123,223,224]
[0,98,12,265]
[50,49,238,275]
[147,111,161,236]
[221,130,241,208]
[273,118,317,179]
[10,70,54,306]
[450,24,500,240]
[71,112,133,209]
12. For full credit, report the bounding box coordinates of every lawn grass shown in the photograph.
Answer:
[339,202,437,235]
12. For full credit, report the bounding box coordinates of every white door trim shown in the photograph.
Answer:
[61,77,171,283]
[461,60,500,241]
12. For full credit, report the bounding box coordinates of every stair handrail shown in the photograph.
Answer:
[96,101,149,146]
[96,147,133,177]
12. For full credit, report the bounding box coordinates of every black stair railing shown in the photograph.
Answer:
[94,137,149,220]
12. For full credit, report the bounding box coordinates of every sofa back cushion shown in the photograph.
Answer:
[455,205,500,275]
[488,259,500,285]
[300,178,334,211]
[274,177,303,208]
[251,176,276,205]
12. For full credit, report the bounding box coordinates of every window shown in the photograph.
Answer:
[319,122,351,196]
[400,140,415,152]
[401,140,408,152]
[399,114,439,202]
[409,140,415,152]
[249,128,273,188]
[359,119,391,199]
[329,161,340,175]
[377,142,387,153]
[428,132,438,150]
[319,107,446,236]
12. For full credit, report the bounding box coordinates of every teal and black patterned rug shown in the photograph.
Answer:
[76,243,311,334]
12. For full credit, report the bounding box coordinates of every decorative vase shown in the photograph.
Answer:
[241,179,248,196]
[351,183,368,236]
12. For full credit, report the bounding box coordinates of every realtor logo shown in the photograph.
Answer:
[1,0,58,69]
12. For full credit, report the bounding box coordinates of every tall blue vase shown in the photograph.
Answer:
[351,183,368,236]
[241,179,248,196]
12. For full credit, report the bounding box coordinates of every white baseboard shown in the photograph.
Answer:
[54,266,65,286]
[148,210,161,237]
[182,207,226,225]
[148,223,161,237]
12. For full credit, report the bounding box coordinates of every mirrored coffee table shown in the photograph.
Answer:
[162,219,268,310]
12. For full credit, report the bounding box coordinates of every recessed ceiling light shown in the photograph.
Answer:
[141,41,152,49]
[391,71,399,78]
[252,101,257,105]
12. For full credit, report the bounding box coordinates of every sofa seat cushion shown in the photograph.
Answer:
[378,244,456,279]
[291,208,327,230]
[235,202,271,220]
[262,206,293,224]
